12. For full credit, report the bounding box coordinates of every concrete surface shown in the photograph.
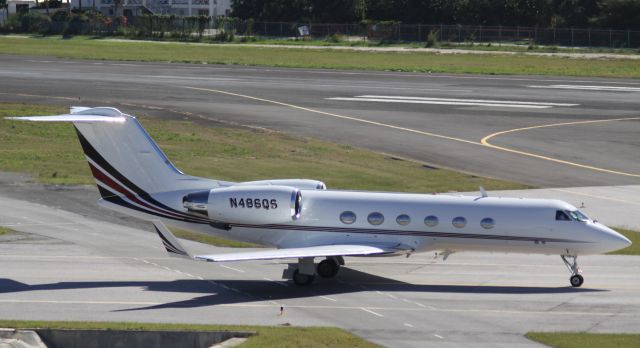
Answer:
[0,185,639,348]
[33,329,253,348]
[0,329,47,348]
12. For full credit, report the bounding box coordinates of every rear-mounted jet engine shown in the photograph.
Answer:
[183,185,302,224]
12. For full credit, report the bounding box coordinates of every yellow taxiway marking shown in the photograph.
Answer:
[4,90,637,178]
[181,86,481,146]
[183,86,640,178]
[481,117,640,178]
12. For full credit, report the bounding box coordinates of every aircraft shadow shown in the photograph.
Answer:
[0,267,606,312]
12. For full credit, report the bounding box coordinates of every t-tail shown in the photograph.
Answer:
[6,107,226,222]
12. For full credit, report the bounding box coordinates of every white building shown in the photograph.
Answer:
[1,0,37,23]
[70,0,230,16]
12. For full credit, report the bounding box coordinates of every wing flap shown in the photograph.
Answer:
[194,244,400,262]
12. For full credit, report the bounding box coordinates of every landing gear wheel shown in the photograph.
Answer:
[570,274,584,287]
[317,259,340,278]
[293,269,315,286]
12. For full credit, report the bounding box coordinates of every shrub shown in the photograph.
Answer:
[64,13,89,35]
[425,29,439,47]
[19,12,51,34]
[326,33,343,43]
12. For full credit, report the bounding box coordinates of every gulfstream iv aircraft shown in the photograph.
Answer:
[8,107,631,287]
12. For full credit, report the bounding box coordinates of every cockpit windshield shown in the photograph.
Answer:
[568,210,590,222]
[556,210,590,222]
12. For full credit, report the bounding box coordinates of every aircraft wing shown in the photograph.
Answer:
[194,244,398,262]
[152,220,407,262]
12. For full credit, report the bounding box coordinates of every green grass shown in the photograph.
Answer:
[1,36,640,78]
[170,227,259,248]
[526,332,640,348]
[0,103,526,192]
[607,228,640,255]
[0,320,379,348]
[0,226,15,236]
[247,37,640,55]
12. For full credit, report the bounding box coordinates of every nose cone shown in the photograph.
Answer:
[597,225,632,253]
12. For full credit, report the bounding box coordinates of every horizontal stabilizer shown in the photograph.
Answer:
[6,115,126,123]
[195,244,401,262]
[6,107,127,123]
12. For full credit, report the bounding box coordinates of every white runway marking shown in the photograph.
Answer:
[434,334,444,339]
[528,84,640,92]
[263,277,288,287]
[361,308,384,317]
[327,95,578,109]
[404,323,414,328]
[319,296,337,302]
[219,264,245,273]
[142,75,239,82]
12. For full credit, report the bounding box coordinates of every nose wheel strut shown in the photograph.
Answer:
[561,255,584,287]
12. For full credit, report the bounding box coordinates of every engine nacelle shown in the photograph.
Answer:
[233,179,326,190]
[183,185,302,224]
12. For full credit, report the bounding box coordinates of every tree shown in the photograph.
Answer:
[592,0,640,29]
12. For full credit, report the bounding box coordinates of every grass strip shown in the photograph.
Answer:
[526,332,640,348]
[1,36,639,78]
[170,227,259,248]
[0,102,526,192]
[247,38,640,55]
[607,228,640,255]
[0,320,379,348]
[0,226,15,236]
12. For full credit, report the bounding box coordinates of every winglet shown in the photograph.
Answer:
[480,186,488,198]
[152,220,192,259]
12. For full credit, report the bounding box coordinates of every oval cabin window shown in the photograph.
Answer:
[480,217,495,229]
[339,211,356,224]
[367,212,385,225]
[452,216,467,228]
[424,215,439,227]
[396,214,411,226]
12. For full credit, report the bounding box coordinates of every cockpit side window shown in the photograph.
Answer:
[555,210,571,221]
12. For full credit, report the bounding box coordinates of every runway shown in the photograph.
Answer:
[1,179,640,347]
[1,54,640,347]
[0,55,639,187]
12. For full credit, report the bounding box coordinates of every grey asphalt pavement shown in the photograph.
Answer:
[0,55,638,187]
[1,178,639,347]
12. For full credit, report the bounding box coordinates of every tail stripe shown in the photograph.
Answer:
[88,160,204,222]
[99,184,208,224]
[74,126,210,222]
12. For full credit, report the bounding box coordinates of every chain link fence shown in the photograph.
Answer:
[3,16,640,48]
[247,22,640,48]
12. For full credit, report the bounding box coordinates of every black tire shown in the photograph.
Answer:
[317,259,340,278]
[293,269,315,286]
[570,274,584,287]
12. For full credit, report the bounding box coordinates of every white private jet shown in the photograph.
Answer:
[7,107,631,287]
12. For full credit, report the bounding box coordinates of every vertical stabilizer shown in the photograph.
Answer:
[7,107,223,198]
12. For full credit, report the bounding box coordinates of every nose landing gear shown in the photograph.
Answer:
[561,254,584,287]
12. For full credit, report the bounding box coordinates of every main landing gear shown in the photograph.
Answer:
[288,257,343,286]
[561,254,584,287]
